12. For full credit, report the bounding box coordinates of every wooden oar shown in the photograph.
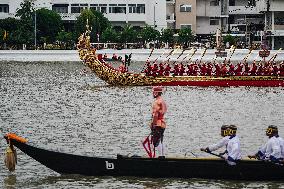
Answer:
[201,149,225,159]
[164,49,178,65]
[242,48,253,62]
[187,48,197,63]
[228,45,236,62]
[165,49,175,59]
[199,48,208,64]
[152,50,166,63]
[268,48,282,63]
[180,48,194,63]
[173,49,186,64]
[141,48,155,73]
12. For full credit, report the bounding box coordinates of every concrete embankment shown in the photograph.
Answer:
[0,49,283,63]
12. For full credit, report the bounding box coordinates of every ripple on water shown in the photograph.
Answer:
[1,61,284,188]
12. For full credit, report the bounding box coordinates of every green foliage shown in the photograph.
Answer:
[101,26,118,43]
[56,31,74,49]
[15,0,35,21]
[36,8,63,44]
[140,26,160,44]
[91,10,110,34]
[178,28,193,46]
[15,0,35,46]
[75,9,110,42]
[223,34,237,46]
[160,28,174,44]
[119,25,137,43]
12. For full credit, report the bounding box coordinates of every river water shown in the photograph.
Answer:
[1,59,284,188]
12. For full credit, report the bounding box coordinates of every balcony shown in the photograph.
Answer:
[166,0,175,5]
[107,13,146,22]
[197,6,221,17]
[229,6,259,15]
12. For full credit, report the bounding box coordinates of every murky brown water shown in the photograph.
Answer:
[1,61,284,188]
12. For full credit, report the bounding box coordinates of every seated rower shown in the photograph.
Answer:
[249,125,281,162]
[118,62,127,73]
[112,53,118,60]
[201,125,241,165]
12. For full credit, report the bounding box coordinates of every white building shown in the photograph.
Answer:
[0,0,167,31]
[256,0,284,49]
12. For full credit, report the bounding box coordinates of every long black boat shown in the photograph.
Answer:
[4,135,284,181]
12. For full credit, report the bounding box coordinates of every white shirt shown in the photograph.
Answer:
[208,136,230,152]
[277,136,284,159]
[259,136,281,159]
[226,135,241,161]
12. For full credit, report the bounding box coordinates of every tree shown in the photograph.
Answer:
[91,10,110,36]
[119,24,137,43]
[160,28,174,44]
[36,8,63,44]
[75,9,110,42]
[223,34,237,46]
[56,31,74,49]
[0,18,20,45]
[15,0,35,48]
[101,26,118,43]
[139,26,160,45]
[178,28,193,47]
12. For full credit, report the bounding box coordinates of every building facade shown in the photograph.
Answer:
[256,0,284,49]
[1,0,284,49]
[0,0,167,31]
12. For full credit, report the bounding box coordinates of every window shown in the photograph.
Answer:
[98,4,107,13]
[129,4,136,13]
[137,4,145,14]
[180,4,191,12]
[52,4,68,13]
[210,0,219,6]
[0,4,9,13]
[210,17,219,25]
[128,4,145,14]
[109,4,126,13]
[229,0,235,6]
[71,4,88,13]
[180,24,192,30]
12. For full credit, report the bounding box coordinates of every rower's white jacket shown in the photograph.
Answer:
[259,136,281,159]
[226,135,241,161]
[208,136,230,152]
[208,135,241,162]
[277,136,284,159]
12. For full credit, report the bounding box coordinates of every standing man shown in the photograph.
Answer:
[151,86,167,158]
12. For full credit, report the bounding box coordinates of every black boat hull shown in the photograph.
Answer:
[7,138,284,180]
